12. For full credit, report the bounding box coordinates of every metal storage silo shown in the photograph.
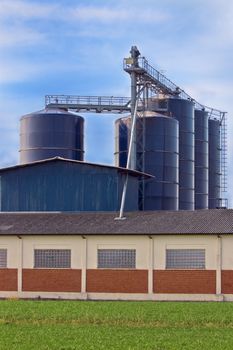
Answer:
[194,109,209,209]
[208,118,221,208]
[166,98,195,210]
[115,113,179,210]
[148,97,195,210]
[19,108,84,164]
[114,118,130,168]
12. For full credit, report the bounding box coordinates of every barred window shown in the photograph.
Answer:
[0,249,7,268]
[98,249,136,268]
[166,249,205,269]
[34,249,71,268]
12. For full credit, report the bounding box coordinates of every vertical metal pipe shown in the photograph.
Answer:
[126,98,139,169]
[118,99,139,219]
[130,73,137,170]
[116,45,140,219]
[118,174,129,220]
[129,45,140,170]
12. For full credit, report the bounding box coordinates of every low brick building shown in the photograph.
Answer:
[0,209,233,301]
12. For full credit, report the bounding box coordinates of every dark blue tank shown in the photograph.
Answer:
[208,119,221,208]
[195,109,209,209]
[166,98,195,210]
[20,108,84,164]
[115,113,179,210]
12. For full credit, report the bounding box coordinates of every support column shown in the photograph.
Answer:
[17,236,23,294]
[81,236,87,294]
[148,236,154,295]
[216,235,222,295]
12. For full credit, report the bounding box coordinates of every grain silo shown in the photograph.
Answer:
[148,97,195,210]
[19,108,84,164]
[194,109,209,209]
[115,112,179,210]
[208,118,221,208]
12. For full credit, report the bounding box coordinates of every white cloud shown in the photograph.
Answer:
[0,25,46,47]
[0,0,170,24]
[0,60,46,84]
[0,0,57,19]
[71,6,169,23]
[0,57,87,84]
[0,1,170,50]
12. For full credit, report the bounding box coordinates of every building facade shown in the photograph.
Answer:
[0,210,233,301]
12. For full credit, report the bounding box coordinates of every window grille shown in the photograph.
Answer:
[166,249,205,269]
[34,249,71,268]
[98,249,136,268]
[0,249,7,268]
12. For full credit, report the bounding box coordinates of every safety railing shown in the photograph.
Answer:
[45,95,130,108]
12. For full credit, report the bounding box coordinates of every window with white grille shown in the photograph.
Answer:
[0,249,7,268]
[34,249,71,268]
[98,249,136,268]
[166,249,205,269]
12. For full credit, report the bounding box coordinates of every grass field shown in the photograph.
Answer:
[0,300,233,350]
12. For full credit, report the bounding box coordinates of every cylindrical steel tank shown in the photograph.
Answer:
[194,109,209,209]
[115,113,179,210]
[167,98,195,210]
[19,108,84,164]
[208,118,221,208]
[114,117,130,168]
[149,97,195,210]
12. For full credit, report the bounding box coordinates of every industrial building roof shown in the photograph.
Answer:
[0,209,233,235]
[0,157,152,178]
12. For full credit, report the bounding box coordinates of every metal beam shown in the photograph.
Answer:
[45,95,132,114]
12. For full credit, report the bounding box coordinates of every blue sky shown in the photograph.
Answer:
[0,0,232,205]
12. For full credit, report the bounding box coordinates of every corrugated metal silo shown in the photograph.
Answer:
[115,113,179,210]
[148,97,195,210]
[194,109,209,209]
[166,98,195,210]
[114,118,129,168]
[208,119,221,208]
[19,109,84,164]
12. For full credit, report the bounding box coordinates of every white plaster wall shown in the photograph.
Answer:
[1,234,233,272]
[0,236,19,268]
[86,235,150,269]
[21,236,84,269]
[153,235,218,269]
[221,236,233,269]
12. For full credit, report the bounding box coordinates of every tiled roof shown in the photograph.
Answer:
[0,209,233,235]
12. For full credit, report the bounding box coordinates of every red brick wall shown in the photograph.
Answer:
[222,271,233,294]
[0,269,18,291]
[154,270,216,294]
[22,269,81,292]
[87,269,148,293]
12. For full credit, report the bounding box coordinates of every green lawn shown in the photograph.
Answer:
[0,300,233,349]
